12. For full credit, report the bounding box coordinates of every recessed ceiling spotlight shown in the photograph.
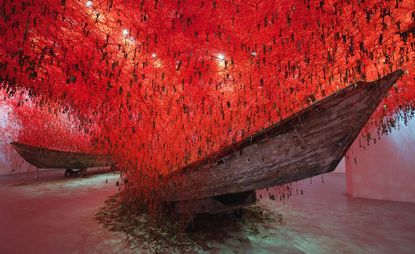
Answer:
[217,53,225,60]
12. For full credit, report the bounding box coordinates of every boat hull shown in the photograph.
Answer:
[11,142,112,169]
[165,70,404,202]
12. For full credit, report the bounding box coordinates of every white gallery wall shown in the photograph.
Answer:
[346,117,415,203]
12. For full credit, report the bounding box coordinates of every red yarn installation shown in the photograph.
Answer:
[1,0,414,206]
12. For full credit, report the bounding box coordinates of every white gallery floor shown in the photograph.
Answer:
[0,171,414,253]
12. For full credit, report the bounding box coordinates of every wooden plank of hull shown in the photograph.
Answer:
[11,142,112,169]
[165,70,404,202]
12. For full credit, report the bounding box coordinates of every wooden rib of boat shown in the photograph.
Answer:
[165,70,404,202]
[11,142,112,169]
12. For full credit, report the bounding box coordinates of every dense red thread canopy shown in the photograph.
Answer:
[1,0,414,205]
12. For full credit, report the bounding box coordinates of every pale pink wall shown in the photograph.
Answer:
[0,104,35,176]
[0,104,15,175]
[0,145,36,176]
[346,118,415,203]
[333,157,345,173]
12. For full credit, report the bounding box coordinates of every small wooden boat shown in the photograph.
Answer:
[165,70,404,211]
[11,142,112,176]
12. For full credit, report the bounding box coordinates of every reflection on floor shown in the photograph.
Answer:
[0,171,414,253]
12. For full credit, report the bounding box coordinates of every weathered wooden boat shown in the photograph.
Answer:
[165,70,403,215]
[11,142,112,176]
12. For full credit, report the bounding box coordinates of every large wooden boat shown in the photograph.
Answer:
[165,70,404,206]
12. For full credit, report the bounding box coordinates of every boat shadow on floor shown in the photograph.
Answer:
[0,167,118,186]
[96,193,283,252]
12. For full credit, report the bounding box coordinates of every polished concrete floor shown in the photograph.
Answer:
[0,171,414,253]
